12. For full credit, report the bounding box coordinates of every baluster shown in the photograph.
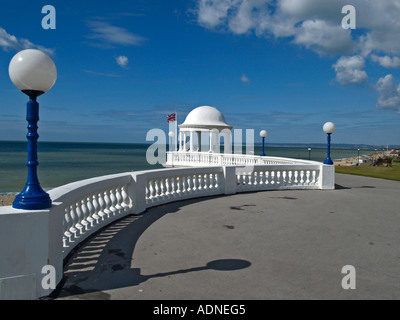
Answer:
[170,176,177,196]
[253,172,258,186]
[147,180,152,200]
[192,174,197,192]
[186,176,192,192]
[145,182,150,201]
[281,171,287,186]
[287,171,292,186]
[63,208,73,246]
[97,192,107,221]
[91,194,101,224]
[84,196,95,227]
[277,171,282,185]
[109,189,118,216]
[154,179,160,199]
[149,180,156,200]
[68,205,79,238]
[258,171,264,185]
[204,173,210,190]
[121,185,130,211]
[74,202,85,234]
[165,178,170,196]
[261,171,265,185]
[270,171,275,185]
[198,174,203,192]
[294,171,299,184]
[103,190,113,218]
[300,170,305,184]
[314,170,319,185]
[159,179,165,199]
[80,198,92,229]
[177,176,182,196]
[115,187,124,214]
[215,173,220,189]
[246,172,252,187]
[257,171,262,186]
[306,170,310,185]
[310,170,317,186]
[237,173,243,188]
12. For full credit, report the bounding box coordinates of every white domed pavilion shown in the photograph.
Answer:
[178,106,232,153]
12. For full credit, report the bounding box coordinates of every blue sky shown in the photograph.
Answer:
[0,0,399,146]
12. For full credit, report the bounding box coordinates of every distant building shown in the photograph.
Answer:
[389,150,400,157]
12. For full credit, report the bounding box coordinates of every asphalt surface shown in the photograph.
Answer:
[54,173,400,300]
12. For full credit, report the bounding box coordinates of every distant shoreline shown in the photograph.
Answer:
[1,139,398,150]
[334,150,392,166]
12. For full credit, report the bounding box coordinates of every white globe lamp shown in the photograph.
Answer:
[9,49,57,210]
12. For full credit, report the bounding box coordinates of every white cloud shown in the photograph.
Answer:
[193,0,400,57]
[293,19,355,56]
[333,55,368,86]
[371,55,400,69]
[0,27,54,55]
[193,0,400,113]
[116,55,129,68]
[195,0,355,56]
[196,0,239,29]
[87,20,146,47]
[240,74,250,83]
[376,75,400,112]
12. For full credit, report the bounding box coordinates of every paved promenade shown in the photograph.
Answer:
[54,173,400,300]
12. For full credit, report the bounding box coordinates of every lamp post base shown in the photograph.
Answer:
[323,158,334,165]
[13,185,52,210]
[260,153,266,157]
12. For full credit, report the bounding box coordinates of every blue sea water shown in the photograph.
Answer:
[0,141,376,194]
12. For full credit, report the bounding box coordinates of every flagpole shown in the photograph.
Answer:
[175,111,178,151]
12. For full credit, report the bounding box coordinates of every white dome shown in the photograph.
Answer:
[180,106,232,129]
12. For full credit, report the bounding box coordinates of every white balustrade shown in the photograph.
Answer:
[47,173,133,258]
[0,161,334,299]
[43,162,332,259]
[236,165,321,192]
[166,151,314,168]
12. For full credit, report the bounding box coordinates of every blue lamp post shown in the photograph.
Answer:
[323,122,336,165]
[260,130,268,157]
[9,49,57,210]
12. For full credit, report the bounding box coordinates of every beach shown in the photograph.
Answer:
[334,150,390,166]
[0,195,14,206]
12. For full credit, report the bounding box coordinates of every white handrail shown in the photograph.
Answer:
[166,151,320,167]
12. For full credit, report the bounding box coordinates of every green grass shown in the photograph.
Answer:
[335,160,400,182]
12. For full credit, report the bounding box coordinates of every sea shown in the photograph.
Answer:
[0,140,378,194]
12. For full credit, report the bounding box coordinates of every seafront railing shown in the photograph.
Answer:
[165,151,312,167]
[0,163,334,300]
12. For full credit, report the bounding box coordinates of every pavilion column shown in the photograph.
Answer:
[209,131,213,152]
[198,131,201,152]
[178,132,182,151]
[215,131,220,154]
[225,131,231,154]
[183,132,187,151]
[190,131,194,152]
[180,132,184,152]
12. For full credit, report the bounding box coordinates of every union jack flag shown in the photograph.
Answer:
[167,113,176,123]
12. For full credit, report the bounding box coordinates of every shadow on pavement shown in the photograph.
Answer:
[50,196,251,299]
